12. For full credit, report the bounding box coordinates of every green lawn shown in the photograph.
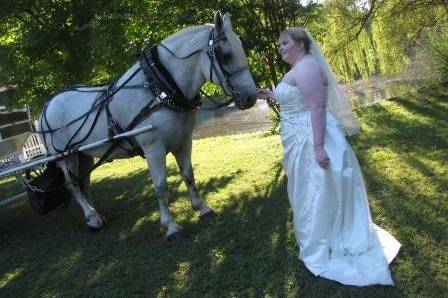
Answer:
[0,85,447,297]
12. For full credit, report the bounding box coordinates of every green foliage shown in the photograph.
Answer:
[0,0,447,122]
[0,0,114,111]
[369,0,443,76]
[428,24,448,83]
[317,1,378,81]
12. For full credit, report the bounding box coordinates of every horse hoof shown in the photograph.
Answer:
[86,224,103,233]
[166,231,188,241]
[200,210,217,221]
[100,215,108,224]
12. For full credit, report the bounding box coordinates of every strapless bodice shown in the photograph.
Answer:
[274,82,309,114]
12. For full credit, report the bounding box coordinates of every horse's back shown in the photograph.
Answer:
[44,90,101,127]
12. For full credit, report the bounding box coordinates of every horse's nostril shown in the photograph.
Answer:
[246,95,257,108]
[235,95,256,110]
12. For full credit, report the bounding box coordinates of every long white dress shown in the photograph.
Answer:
[274,82,401,286]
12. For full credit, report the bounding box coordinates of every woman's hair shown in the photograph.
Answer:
[279,27,311,54]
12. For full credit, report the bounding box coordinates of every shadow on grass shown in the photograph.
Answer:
[0,161,254,296]
[0,160,404,297]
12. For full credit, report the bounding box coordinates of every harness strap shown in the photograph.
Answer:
[105,97,144,158]
[38,67,142,135]
[62,84,147,94]
[87,95,162,174]
[139,47,202,111]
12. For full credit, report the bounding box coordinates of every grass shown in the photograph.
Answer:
[0,176,24,200]
[0,85,447,297]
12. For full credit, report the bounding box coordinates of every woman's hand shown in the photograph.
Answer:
[315,145,330,169]
[256,88,273,100]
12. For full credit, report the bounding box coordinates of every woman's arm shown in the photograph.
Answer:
[293,59,330,169]
[256,88,274,99]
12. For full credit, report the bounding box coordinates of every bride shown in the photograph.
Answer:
[256,27,401,286]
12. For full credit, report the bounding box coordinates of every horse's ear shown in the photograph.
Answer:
[214,10,223,33]
[222,13,233,31]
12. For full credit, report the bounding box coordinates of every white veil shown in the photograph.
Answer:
[306,31,360,135]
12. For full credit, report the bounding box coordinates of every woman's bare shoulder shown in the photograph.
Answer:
[292,56,321,79]
[296,55,320,69]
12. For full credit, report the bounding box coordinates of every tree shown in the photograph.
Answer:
[1,0,446,119]
[318,0,448,81]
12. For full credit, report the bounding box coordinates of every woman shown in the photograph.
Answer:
[256,28,400,286]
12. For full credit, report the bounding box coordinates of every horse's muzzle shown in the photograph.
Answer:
[234,93,257,110]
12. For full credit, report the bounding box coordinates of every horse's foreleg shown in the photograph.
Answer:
[145,148,184,239]
[173,147,216,219]
[57,157,104,230]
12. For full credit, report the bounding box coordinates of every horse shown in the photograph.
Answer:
[37,11,257,240]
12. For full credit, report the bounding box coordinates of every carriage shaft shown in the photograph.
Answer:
[0,124,153,177]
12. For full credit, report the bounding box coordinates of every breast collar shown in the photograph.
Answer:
[139,47,202,111]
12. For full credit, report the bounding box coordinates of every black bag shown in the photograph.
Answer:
[27,162,71,215]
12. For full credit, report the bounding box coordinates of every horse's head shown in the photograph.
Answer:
[158,12,257,110]
[207,11,257,110]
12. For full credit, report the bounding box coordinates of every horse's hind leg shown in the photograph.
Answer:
[173,144,216,220]
[77,153,94,201]
[57,155,104,230]
[144,147,185,240]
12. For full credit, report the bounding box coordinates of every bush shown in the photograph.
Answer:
[429,24,448,83]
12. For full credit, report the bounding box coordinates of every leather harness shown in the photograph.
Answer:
[39,28,248,175]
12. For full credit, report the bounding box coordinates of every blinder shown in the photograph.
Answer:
[206,30,249,100]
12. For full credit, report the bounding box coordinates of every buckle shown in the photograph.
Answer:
[150,96,162,108]
[208,46,215,57]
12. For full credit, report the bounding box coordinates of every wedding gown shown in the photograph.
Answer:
[274,82,401,286]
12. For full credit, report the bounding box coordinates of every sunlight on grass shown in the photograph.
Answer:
[56,251,82,275]
[365,148,428,186]
[130,216,153,234]
[91,156,147,182]
[209,247,226,269]
[86,261,118,288]
[270,230,280,247]
[41,292,58,298]
[171,261,191,293]
[0,268,23,289]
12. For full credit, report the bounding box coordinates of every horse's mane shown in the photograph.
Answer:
[163,24,213,42]
[162,24,214,57]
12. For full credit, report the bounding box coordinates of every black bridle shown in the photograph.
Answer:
[159,28,249,103]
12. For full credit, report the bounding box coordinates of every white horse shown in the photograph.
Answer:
[37,11,257,240]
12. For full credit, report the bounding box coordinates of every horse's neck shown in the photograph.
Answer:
[158,25,212,99]
[116,26,211,100]
[117,63,144,87]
